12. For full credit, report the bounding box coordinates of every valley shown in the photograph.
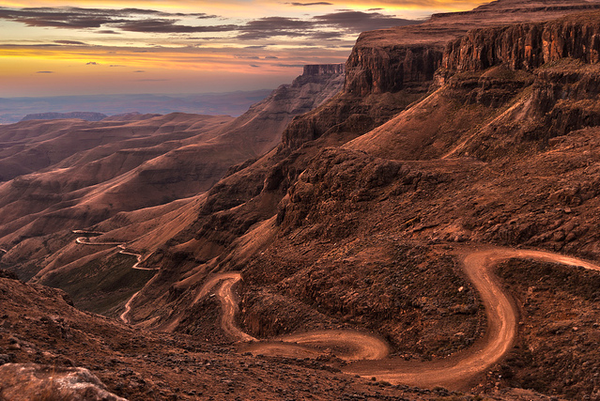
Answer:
[2,0,600,400]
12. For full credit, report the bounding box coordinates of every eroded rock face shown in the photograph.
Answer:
[345,44,443,96]
[0,363,127,401]
[443,15,600,72]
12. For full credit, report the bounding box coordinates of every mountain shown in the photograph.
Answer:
[0,64,344,303]
[20,112,108,122]
[2,1,600,400]
[0,91,274,125]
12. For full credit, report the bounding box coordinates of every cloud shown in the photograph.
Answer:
[133,70,145,73]
[249,64,260,68]
[54,40,86,45]
[237,17,312,40]
[0,5,421,47]
[116,19,237,33]
[86,61,98,65]
[314,11,419,33]
[36,70,54,73]
[287,2,333,5]
[109,65,126,67]
[309,30,344,40]
[0,6,218,30]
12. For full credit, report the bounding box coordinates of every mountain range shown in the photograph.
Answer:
[1,1,600,400]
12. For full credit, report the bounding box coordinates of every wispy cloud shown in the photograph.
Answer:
[36,70,54,73]
[55,40,86,45]
[287,2,333,6]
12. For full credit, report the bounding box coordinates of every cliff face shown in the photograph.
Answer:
[433,12,600,158]
[345,44,443,96]
[280,1,600,153]
[302,64,344,76]
[443,14,600,72]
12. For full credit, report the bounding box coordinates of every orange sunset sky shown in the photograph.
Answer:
[0,1,486,97]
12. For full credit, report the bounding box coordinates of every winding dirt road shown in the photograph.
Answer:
[119,290,141,324]
[73,230,158,323]
[203,246,600,389]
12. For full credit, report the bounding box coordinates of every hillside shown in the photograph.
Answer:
[2,0,600,400]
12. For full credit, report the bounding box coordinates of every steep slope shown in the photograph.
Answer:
[86,7,600,400]
[0,64,344,307]
[279,0,600,152]
[4,272,523,401]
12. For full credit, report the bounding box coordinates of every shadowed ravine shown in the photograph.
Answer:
[204,247,600,389]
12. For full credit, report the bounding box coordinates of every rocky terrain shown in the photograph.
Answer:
[2,0,600,400]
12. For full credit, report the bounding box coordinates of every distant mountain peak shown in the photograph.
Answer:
[20,111,107,122]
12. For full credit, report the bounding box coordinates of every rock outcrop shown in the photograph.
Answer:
[280,0,600,153]
[345,44,443,96]
[0,363,127,401]
[442,13,600,72]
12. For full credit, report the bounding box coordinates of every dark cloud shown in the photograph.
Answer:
[133,70,145,73]
[110,65,126,67]
[116,19,237,33]
[0,5,419,44]
[309,30,344,40]
[36,71,54,73]
[54,40,86,45]
[249,64,260,68]
[265,56,279,59]
[0,6,217,30]
[287,2,333,5]
[314,11,419,33]
[237,17,312,40]
[86,61,98,65]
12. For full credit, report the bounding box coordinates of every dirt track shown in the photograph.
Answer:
[119,290,141,324]
[73,231,158,323]
[206,247,600,389]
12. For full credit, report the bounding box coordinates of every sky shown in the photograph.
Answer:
[0,1,487,97]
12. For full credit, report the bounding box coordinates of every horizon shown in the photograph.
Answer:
[0,1,487,98]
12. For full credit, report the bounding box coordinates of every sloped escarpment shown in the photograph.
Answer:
[345,44,443,96]
[443,13,600,72]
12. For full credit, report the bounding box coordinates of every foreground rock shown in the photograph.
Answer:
[0,363,126,401]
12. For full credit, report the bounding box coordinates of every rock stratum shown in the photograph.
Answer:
[3,1,600,400]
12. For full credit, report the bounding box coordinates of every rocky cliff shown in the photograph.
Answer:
[302,64,344,76]
[442,13,600,72]
[279,0,600,153]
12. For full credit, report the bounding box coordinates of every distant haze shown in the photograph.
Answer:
[0,91,272,124]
